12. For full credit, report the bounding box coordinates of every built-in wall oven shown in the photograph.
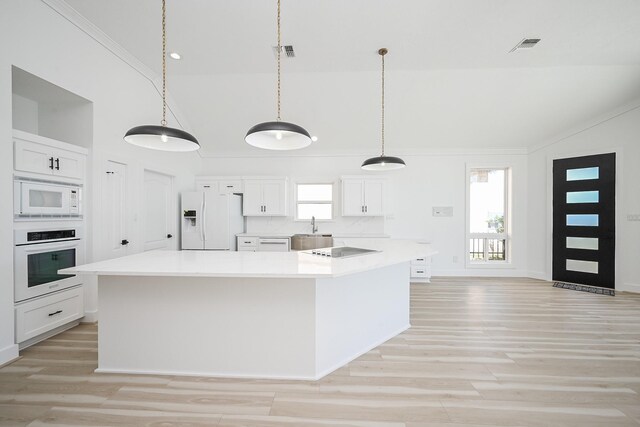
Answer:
[14,226,84,303]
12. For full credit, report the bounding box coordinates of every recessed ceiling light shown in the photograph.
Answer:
[311,136,318,142]
[169,52,181,60]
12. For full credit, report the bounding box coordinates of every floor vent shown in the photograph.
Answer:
[553,281,615,296]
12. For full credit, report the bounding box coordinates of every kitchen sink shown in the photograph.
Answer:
[291,234,333,251]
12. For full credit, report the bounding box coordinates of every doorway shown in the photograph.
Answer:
[552,153,615,289]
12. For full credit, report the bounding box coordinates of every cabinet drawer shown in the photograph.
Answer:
[15,286,84,343]
[198,182,218,192]
[237,247,257,252]
[219,180,243,194]
[411,257,428,266]
[237,237,258,247]
[410,266,429,277]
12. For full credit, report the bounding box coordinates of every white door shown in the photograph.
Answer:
[102,160,129,259]
[242,181,264,216]
[262,180,285,215]
[143,170,174,251]
[364,180,384,216]
[342,179,365,216]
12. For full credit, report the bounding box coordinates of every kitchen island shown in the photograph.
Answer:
[62,241,435,380]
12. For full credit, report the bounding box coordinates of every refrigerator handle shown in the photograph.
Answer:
[201,194,206,242]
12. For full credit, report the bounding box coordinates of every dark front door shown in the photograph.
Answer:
[552,153,615,289]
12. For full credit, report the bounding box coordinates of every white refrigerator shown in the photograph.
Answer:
[181,192,244,250]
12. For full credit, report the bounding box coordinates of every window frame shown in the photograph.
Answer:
[465,165,512,268]
[293,181,335,222]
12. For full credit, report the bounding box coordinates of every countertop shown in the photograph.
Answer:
[62,240,436,279]
[236,233,391,238]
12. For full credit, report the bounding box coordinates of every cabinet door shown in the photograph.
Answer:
[342,179,365,216]
[242,181,264,216]
[262,180,286,216]
[218,180,243,194]
[364,180,384,216]
[52,148,85,180]
[198,182,219,193]
[14,140,54,176]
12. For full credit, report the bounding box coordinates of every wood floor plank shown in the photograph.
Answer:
[0,278,638,426]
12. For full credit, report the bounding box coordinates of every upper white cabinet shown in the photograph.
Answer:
[342,177,385,216]
[14,130,86,180]
[196,177,243,194]
[243,178,288,216]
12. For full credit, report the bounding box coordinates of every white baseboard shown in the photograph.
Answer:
[432,269,529,277]
[0,344,19,367]
[527,271,549,281]
[619,282,640,294]
[82,310,98,323]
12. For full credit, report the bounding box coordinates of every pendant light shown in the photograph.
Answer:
[361,48,405,171]
[245,0,312,150]
[124,0,200,152]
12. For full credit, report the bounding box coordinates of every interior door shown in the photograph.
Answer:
[102,160,129,259]
[552,153,615,289]
[143,170,174,251]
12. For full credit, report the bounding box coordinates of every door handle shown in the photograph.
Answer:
[55,158,60,170]
[263,205,266,213]
[49,157,54,170]
[121,239,129,245]
[361,206,364,213]
[365,205,368,213]
[48,310,62,317]
[167,234,173,238]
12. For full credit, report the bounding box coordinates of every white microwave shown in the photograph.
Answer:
[14,178,82,217]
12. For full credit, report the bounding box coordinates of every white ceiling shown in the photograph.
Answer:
[64,0,640,156]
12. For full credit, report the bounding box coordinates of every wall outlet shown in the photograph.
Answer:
[453,255,458,263]
[433,207,453,217]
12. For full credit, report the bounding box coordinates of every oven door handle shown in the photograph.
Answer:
[19,240,81,253]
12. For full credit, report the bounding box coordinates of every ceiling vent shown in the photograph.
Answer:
[272,45,296,58]
[510,38,541,52]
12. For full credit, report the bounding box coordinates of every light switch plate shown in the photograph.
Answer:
[433,207,453,217]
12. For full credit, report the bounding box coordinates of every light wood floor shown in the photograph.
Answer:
[2,277,640,426]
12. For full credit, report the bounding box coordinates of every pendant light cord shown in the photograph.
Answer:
[161,0,167,126]
[276,0,282,121]
[380,48,387,156]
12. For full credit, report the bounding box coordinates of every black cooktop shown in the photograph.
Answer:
[308,247,380,258]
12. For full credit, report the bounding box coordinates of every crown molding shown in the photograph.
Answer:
[527,99,640,155]
[40,0,194,135]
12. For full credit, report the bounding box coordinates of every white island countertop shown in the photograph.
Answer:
[63,240,436,279]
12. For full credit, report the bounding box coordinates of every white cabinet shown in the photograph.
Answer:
[243,179,288,216]
[341,177,385,216]
[196,178,243,194]
[15,286,84,344]
[410,256,432,283]
[14,131,86,180]
[237,236,258,252]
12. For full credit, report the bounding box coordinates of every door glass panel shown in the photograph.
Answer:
[566,259,598,274]
[566,214,599,227]
[27,248,75,287]
[566,237,599,250]
[566,191,599,204]
[29,189,62,208]
[566,167,599,181]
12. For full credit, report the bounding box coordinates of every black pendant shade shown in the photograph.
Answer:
[361,155,406,171]
[124,125,200,152]
[245,121,312,150]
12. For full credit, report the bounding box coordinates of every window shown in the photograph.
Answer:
[296,183,333,220]
[468,168,510,263]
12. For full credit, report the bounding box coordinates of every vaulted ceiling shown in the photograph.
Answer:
[64,0,640,157]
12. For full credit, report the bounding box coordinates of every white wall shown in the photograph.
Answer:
[200,152,528,277]
[527,102,640,292]
[0,0,201,365]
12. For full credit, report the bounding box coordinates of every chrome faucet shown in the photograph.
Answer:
[311,216,318,234]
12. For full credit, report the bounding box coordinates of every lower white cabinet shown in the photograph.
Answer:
[237,236,258,251]
[15,286,84,343]
[410,257,432,283]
